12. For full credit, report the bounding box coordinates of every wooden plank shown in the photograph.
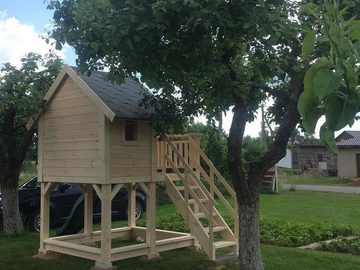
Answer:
[110,151,151,160]
[38,117,44,182]
[43,112,99,128]
[146,182,158,259]
[93,184,103,200]
[99,113,111,183]
[109,175,163,183]
[84,184,93,235]
[128,183,136,227]
[44,239,100,260]
[43,176,100,184]
[43,140,99,152]
[44,121,100,135]
[100,184,112,264]
[110,167,151,178]
[110,158,150,167]
[111,184,124,200]
[43,104,99,119]
[43,134,100,144]
[111,243,149,261]
[43,159,100,169]
[39,182,50,252]
[43,149,99,160]
[43,167,99,177]
[49,96,94,111]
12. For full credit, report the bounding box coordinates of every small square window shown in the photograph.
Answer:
[125,120,138,141]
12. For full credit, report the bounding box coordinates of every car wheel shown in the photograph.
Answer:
[27,210,41,232]
[135,200,144,220]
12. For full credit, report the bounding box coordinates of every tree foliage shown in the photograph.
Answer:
[298,0,360,152]
[0,53,62,235]
[46,1,315,269]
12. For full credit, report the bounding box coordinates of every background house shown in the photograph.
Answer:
[336,131,360,178]
[290,138,337,174]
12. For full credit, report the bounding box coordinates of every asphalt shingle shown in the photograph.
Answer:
[336,137,360,147]
[77,69,153,120]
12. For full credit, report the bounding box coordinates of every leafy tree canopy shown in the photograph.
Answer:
[0,53,62,170]
[49,0,305,132]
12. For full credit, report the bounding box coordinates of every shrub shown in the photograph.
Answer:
[137,213,353,248]
[320,237,360,255]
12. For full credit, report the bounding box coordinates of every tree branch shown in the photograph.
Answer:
[249,72,304,178]
[248,82,288,100]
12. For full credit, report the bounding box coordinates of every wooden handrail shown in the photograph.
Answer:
[187,151,236,217]
[186,136,236,198]
[165,154,211,219]
[165,138,217,205]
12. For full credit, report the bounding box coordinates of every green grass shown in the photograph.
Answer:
[260,190,360,233]
[1,233,360,270]
[280,176,352,185]
[3,182,360,268]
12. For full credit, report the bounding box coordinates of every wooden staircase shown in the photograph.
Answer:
[158,134,238,260]
[261,166,279,193]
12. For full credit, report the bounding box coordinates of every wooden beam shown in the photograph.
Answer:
[111,184,124,201]
[84,184,93,235]
[92,184,103,200]
[139,183,150,196]
[146,182,158,259]
[100,184,112,265]
[128,183,136,227]
[39,181,51,253]
[37,117,44,182]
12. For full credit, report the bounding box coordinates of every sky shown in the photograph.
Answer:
[0,1,359,138]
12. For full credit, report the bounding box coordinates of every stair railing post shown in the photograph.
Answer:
[184,167,189,225]
[208,167,215,259]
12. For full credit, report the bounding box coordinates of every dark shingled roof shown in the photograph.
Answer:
[77,69,154,120]
[336,137,360,147]
[343,131,360,138]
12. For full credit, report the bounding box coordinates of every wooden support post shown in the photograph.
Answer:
[97,184,113,268]
[128,183,136,227]
[39,182,54,254]
[84,184,93,236]
[146,182,159,259]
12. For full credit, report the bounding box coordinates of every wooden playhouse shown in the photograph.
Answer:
[28,65,239,269]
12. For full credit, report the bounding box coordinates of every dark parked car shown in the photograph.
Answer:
[0,177,146,232]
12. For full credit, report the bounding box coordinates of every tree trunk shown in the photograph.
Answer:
[227,99,265,269]
[1,174,24,235]
[238,196,263,270]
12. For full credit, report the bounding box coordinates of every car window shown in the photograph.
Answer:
[21,177,40,188]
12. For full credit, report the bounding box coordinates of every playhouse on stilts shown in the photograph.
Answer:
[28,65,239,269]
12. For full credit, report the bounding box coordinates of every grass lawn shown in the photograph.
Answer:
[280,175,352,185]
[260,190,360,233]
[1,233,360,270]
[2,183,360,269]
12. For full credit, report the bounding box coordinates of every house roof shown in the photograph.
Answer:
[77,68,153,120]
[343,131,360,138]
[336,137,360,148]
[27,65,153,129]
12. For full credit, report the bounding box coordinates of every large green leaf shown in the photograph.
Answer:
[320,125,338,153]
[325,90,360,130]
[313,68,342,101]
[303,57,332,94]
[297,90,317,117]
[302,107,323,133]
[302,30,316,60]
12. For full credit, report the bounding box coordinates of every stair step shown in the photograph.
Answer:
[194,212,217,219]
[167,173,183,181]
[213,240,237,249]
[204,226,227,233]
[177,185,199,191]
[188,198,208,204]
